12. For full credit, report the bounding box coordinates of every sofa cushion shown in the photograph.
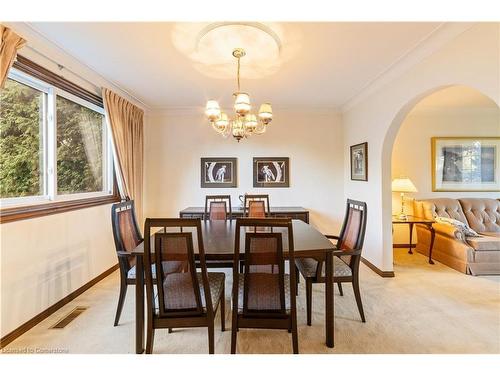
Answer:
[413,198,467,223]
[466,235,500,251]
[459,198,500,234]
[479,232,500,238]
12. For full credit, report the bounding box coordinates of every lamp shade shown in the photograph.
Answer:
[205,100,221,121]
[258,103,273,122]
[234,93,251,115]
[392,177,418,193]
[244,114,257,131]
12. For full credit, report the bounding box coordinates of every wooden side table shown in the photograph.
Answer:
[392,215,436,264]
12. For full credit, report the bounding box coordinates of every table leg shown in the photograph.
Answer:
[325,251,334,348]
[408,222,414,254]
[428,225,435,264]
[135,254,145,354]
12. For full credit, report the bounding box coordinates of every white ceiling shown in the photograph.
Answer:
[28,22,445,110]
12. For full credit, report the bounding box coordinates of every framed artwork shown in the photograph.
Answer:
[431,137,500,192]
[253,157,290,188]
[200,157,237,188]
[350,142,368,181]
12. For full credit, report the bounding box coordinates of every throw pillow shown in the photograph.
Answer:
[435,216,481,237]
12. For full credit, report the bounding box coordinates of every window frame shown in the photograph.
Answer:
[0,57,120,223]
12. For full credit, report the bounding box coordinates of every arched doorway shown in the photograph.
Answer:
[381,85,499,272]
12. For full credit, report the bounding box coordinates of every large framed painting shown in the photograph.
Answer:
[432,137,500,192]
[201,157,237,188]
[253,157,290,188]
[350,142,368,181]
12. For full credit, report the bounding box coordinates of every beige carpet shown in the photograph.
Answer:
[2,249,500,354]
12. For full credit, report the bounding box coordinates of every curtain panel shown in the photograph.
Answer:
[0,25,26,89]
[102,88,144,225]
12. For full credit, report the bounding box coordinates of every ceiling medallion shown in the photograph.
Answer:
[171,22,302,79]
[205,47,272,142]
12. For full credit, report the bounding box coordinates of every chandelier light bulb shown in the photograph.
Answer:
[205,100,221,121]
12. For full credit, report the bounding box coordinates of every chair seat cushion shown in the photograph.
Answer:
[153,272,225,314]
[237,274,291,313]
[296,256,352,278]
[198,272,225,310]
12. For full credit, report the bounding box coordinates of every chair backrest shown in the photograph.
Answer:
[204,195,232,221]
[337,199,367,261]
[234,218,295,318]
[111,200,143,270]
[143,218,213,318]
[243,194,270,218]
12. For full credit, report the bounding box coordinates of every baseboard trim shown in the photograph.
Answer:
[393,244,416,248]
[361,257,395,278]
[0,263,119,349]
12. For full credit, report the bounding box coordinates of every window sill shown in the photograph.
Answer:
[0,192,120,224]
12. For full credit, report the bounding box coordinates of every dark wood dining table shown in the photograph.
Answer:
[131,219,336,353]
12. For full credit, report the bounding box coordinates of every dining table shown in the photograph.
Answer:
[131,219,336,353]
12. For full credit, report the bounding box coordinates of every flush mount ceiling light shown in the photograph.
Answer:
[172,22,301,79]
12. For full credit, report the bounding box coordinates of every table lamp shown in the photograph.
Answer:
[392,176,418,220]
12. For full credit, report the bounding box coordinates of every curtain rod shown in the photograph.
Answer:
[22,44,149,109]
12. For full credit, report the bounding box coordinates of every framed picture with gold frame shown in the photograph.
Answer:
[431,137,500,192]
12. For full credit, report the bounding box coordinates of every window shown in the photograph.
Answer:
[0,66,117,217]
[0,77,45,199]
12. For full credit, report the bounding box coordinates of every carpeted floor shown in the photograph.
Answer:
[2,249,500,354]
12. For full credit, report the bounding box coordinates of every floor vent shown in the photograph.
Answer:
[51,307,88,329]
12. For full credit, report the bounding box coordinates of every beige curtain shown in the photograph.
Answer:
[102,88,144,225]
[0,25,26,89]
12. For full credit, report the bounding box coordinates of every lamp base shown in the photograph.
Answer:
[398,213,408,221]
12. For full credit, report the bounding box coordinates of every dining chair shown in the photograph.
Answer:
[231,218,298,354]
[243,194,270,218]
[143,218,225,354]
[296,199,367,326]
[111,200,147,327]
[204,195,232,221]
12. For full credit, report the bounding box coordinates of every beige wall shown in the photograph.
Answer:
[343,23,500,272]
[0,205,116,336]
[0,23,147,337]
[391,105,500,244]
[144,109,345,235]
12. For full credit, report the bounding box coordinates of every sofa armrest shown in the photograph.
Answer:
[430,222,467,242]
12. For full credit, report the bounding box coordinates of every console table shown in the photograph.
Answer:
[179,206,309,223]
[392,215,435,264]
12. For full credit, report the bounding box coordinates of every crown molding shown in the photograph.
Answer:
[340,22,476,113]
[148,106,341,117]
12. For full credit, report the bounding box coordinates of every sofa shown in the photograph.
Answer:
[413,198,500,275]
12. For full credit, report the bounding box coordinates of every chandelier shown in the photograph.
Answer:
[205,48,273,142]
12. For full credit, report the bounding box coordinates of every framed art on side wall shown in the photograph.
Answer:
[201,158,237,188]
[350,142,368,181]
[253,157,290,188]
[431,137,500,192]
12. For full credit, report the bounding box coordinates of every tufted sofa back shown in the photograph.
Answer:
[413,198,468,223]
[458,198,500,233]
